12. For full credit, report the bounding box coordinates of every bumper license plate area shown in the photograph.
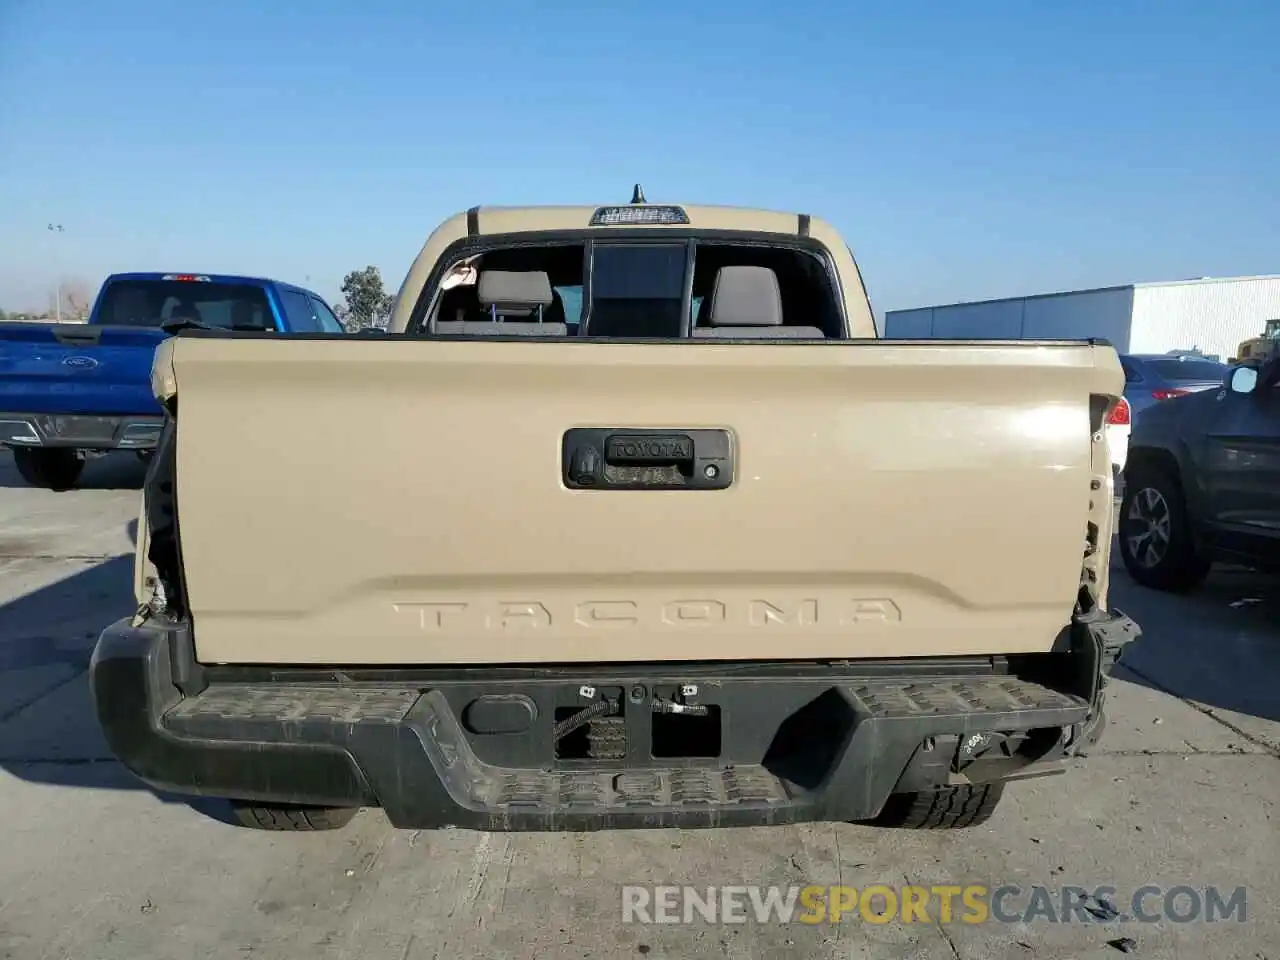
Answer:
[35,415,119,443]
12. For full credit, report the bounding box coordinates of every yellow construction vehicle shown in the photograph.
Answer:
[1236,319,1280,362]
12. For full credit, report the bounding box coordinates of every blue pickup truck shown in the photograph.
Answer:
[0,272,343,490]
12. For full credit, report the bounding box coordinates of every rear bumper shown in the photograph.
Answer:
[90,612,1138,831]
[0,412,164,450]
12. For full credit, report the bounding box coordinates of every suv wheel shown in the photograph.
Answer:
[867,784,1005,830]
[1119,466,1210,592]
[229,803,359,831]
[12,448,85,491]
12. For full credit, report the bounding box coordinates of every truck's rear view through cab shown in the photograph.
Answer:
[91,198,1139,832]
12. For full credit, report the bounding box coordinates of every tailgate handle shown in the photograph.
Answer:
[52,328,103,346]
[563,428,733,490]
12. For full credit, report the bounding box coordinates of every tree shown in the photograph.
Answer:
[338,266,393,332]
[0,308,8,323]
[61,278,94,322]
[46,278,94,322]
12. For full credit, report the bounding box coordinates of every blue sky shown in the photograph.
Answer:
[1,0,1276,317]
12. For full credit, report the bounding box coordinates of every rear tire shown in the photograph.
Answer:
[229,803,359,831]
[1118,464,1210,593]
[12,447,85,491]
[867,784,1005,829]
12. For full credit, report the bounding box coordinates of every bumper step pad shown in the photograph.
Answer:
[166,685,420,729]
[486,766,791,811]
[853,677,1085,719]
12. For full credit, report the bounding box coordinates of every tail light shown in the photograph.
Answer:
[1106,397,1131,426]
[1151,388,1190,400]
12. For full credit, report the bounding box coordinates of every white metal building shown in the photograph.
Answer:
[882,275,1280,361]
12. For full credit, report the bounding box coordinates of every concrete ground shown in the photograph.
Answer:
[0,451,1276,960]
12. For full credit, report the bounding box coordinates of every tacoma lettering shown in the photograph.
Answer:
[575,601,640,627]
[394,598,901,631]
[492,602,552,629]
[749,599,819,627]
[843,600,900,623]
[660,600,726,625]
[392,601,468,630]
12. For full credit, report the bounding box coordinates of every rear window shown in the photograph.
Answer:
[279,290,327,332]
[1147,358,1228,381]
[96,280,274,329]
[423,237,844,338]
[308,296,346,334]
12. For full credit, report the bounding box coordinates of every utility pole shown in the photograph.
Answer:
[47,224,64,322]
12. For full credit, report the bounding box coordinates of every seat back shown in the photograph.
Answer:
[692,265,825,339]
[434,270,568,336]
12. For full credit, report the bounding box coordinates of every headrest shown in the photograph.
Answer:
[478,271,554,314]
[708,266,783,327]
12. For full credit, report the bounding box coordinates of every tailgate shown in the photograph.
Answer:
[165,337,1122,665]
[0,324,168,415]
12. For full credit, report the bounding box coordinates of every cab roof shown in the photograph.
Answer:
[103,272,325,300]
[106,271,278,286]
[442,202,832,239]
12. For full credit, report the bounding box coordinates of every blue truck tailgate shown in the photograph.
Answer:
[0,323,168,416]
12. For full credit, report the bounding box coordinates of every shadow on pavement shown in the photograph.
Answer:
[0,553,134,778]
[0,520,242,824]
[0,450,148,490]
[1108,552,1280,724]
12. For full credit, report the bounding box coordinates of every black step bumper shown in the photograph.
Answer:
[89,613,1137,831]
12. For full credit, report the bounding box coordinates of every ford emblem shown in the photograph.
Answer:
[62,355,99,370]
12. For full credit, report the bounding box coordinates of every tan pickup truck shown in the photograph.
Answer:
[90,194,1139,832]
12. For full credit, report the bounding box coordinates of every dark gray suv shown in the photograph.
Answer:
[1119,351,1280,591]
